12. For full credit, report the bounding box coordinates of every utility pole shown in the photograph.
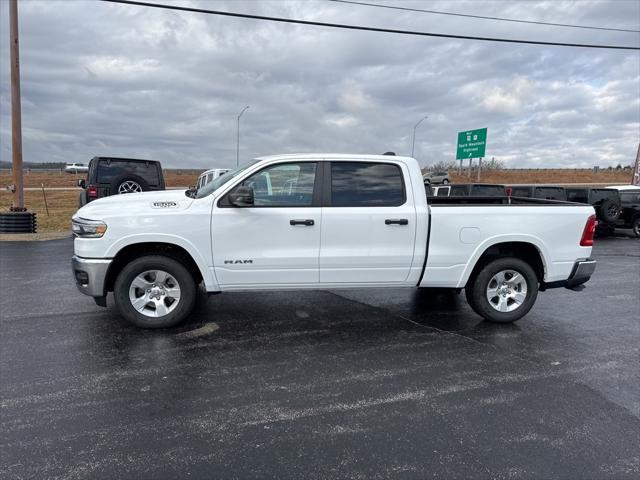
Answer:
[9,0,24,211]
[236,105,249,167]
[411,115,428,158]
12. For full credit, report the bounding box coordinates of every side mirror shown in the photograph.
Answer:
[228,186,254,207]
[78,179,86,189]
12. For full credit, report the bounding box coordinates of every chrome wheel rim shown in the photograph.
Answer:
[128,270,181,318]
[118,181,142,194]
[634,221,640,237]
[486,269,527,313]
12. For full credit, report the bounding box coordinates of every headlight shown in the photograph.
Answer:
[72,218,107,238]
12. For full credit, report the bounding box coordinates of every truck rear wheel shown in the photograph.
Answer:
[467,257,538,324]
[113,255,197,328]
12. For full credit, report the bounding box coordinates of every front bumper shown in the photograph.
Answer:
[543,258,596,290]
[71,255,112,297]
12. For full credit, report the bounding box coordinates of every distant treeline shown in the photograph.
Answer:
[0,161,67,169]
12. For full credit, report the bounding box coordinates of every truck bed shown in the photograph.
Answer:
[420,197,595,288]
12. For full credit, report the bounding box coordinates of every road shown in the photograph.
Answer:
[1,235,639,479]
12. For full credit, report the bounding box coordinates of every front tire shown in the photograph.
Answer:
[114,255,197,328]
[467,257,538,324]
[633,217,640,238]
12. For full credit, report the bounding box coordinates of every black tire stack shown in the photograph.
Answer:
[0,212,37,233]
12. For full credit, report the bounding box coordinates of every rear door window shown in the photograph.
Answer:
[96,159,160,186]
[511,187,532,197]
[330,162,405,207]
[566,189,588,203]
[449,185,469,196]
[590,189,619,205]
[534,187,566,200]
[470,185,505,196]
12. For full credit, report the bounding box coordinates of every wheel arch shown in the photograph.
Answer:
[104,240,213,293]
[459,239,548,288]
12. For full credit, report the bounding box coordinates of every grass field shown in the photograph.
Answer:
[0,168,634,233]
[0,190,78,233]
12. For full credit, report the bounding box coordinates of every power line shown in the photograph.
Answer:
[329,0,640,34]
[100,0,640,50]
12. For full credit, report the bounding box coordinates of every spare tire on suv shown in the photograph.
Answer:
[111,174,149,195]
[596,198,621,223]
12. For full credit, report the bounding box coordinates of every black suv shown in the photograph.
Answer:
[79,157,165,206]
[564,187,621,234]
[615,188,640,237]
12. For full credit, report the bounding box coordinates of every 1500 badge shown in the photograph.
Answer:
[152,201,178,208]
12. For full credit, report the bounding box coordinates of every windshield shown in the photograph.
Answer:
[195,161,259,198]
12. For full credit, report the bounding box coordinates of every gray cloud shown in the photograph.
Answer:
[0,0,639,169]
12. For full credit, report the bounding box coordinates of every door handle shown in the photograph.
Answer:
[290,219,315,226]
[385,219,409,225]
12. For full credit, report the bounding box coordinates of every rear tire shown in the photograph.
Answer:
[442,179,449,184]
[468,257,538,324]
[633,217,640,238]
[113,255,197,328]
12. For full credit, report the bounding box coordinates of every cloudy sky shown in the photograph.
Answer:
[1,0,639,169]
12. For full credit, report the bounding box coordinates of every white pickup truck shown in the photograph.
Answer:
[72,154,597,328]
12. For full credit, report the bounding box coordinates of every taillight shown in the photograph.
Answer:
[87,185,98,198]
[580,214,597,247]
[506,187,512,197]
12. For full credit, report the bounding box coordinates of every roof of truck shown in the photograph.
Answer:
[255,153,416,162]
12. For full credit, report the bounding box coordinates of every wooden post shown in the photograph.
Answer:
[477,157,482,181]
[9,0,25,211]
[41,183,49,216]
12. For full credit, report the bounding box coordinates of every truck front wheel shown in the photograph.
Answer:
[466,257,538,324]
[113,255,197,328]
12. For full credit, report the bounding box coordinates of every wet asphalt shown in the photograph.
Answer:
[0,234,639,479]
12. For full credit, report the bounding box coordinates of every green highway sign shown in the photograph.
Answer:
[456,128,487,159]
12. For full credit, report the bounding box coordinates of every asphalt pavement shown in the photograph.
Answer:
[1,234,639,479]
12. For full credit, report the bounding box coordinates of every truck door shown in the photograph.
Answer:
[319,161,417,284]
[212,161,322,286]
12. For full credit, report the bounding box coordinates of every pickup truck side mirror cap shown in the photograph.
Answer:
[229,186,254,207]
[77,179,86,189]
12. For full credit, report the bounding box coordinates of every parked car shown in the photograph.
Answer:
[564,187,621,234]
[507,185,567,201]
[65,163,89,174]
[196,168,230,190]
[78,157,165,207]
[423,171,450,185]
[607,185,640,237]
[72,153,596,329]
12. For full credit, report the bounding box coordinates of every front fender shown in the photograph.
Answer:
[104,233,219,291]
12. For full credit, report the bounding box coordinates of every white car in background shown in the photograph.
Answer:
[196,168,230,189]
[65,163,89,174]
